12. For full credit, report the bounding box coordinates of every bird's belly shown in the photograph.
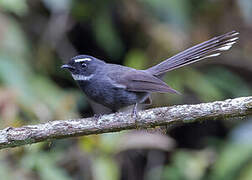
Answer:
[83,83,148,111]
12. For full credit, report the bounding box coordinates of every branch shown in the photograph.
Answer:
[0,96,251,150]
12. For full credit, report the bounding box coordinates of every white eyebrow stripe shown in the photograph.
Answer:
[72,74,94,81]
[74,58,92,63]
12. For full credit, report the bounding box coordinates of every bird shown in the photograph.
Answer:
[61,31,239,116]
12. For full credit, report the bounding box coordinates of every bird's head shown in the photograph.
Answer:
[61,55,105,81]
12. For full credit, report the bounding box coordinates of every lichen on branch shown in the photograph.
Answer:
[0,96,251,150]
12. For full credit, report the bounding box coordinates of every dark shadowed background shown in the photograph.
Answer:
[0,0,251,179]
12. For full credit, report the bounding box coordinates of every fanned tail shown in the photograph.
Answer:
[146,31,239,77]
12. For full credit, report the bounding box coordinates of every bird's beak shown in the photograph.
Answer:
[61,64,75,70]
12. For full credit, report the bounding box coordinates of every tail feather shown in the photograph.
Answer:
[146,31,239,77]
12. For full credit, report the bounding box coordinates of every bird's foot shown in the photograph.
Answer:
[93,114,102,122]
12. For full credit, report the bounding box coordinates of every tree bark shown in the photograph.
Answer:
[0,96,251,150]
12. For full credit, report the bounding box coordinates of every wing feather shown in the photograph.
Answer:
[109,70,180,94]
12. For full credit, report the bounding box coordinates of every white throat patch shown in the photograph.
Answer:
[74,58,92,63]
[72,74,94,81]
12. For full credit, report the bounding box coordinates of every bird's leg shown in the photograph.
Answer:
[132,103,138,117]
[132,103,140,128]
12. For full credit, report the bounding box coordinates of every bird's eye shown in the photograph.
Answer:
[81,63,87,68]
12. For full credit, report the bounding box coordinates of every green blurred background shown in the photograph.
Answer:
[0,0,251,179]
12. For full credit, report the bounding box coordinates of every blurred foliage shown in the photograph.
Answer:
[0,0,28,16]
[0,0,252,179]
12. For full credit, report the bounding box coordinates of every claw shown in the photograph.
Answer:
[94,114,102,121]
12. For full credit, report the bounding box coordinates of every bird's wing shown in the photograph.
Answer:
[108,70,180,94]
